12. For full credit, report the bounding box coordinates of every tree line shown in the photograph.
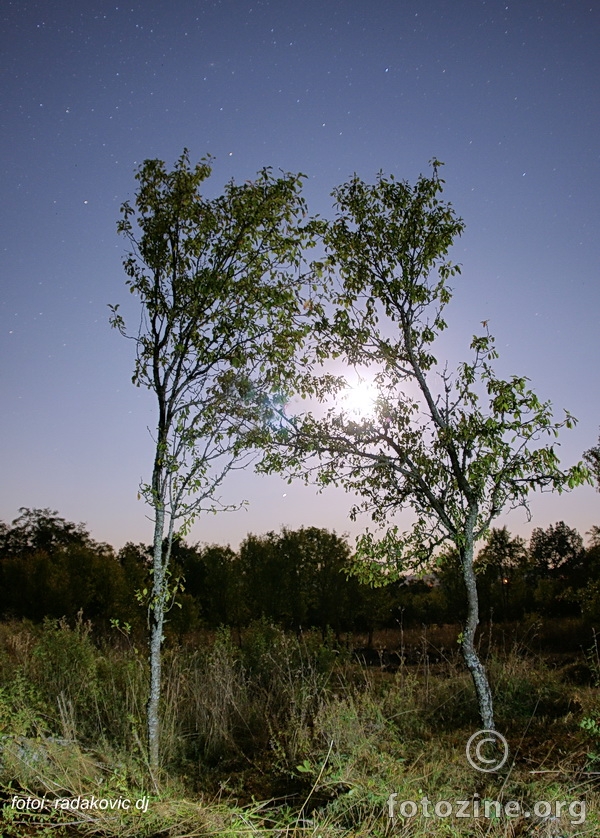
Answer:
[2,508,599,636]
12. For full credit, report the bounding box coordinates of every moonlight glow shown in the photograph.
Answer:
[342,377,377,418]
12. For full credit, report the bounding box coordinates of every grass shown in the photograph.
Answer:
[0,617,599,836]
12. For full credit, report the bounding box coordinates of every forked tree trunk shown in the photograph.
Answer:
[459,522,495,730]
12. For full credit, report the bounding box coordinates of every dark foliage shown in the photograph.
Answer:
[2,509,600,632]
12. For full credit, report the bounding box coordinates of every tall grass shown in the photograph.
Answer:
[1,617,599,836]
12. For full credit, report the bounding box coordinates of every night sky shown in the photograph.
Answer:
[1,0,598,551]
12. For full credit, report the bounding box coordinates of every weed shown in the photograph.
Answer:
[0,618,599,836]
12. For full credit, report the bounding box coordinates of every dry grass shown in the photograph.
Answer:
[1,618,600,836]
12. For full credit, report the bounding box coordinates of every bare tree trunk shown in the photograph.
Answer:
[460,519,495,730]
[147,504,166,773]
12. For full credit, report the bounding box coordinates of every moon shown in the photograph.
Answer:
[343,377,377,418]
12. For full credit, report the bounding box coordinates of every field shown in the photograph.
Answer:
[1,616,599,836]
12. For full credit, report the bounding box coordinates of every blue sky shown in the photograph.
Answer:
[1,0,598,550]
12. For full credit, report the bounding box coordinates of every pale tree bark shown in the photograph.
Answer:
[147,430,176,773]
[147,504,166,773]
[460,511,495,730]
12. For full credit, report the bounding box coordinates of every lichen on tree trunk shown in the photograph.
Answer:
[147,504,166,773]
[459,519,495,730]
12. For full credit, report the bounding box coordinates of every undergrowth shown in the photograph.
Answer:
[0,617,599,836]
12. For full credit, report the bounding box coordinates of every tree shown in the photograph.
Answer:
[261,163,589,729]
[529,521,584,577]
[577,527,600,621]
[475,527,528,619]
[588,525,600,548]
[188,543,243,629]
[0,508,122,624]
[234,527,355,632]
[584,431,600,489]
[527,522,585,617]
[0,507,91,556]
[476,526,527,577]
[110,151,317,771]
